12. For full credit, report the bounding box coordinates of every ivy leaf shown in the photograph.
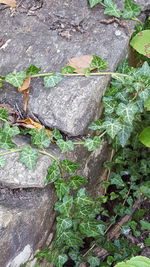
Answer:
[103,119,122,139]
[116,124,133,147]
[110,173,125,188]
[3,122,20,137]
[5,72,26,87]
[139,62,150,76]
[79,220,105,237]
[55,196,73,217]
[104,0,121,18]
[144,96,150,111]
[56,139,74,153]
[54,179,70,199]
[61,159,80,174]
[61,66,75,74]
[0,132,17,149]
[0,156,6,167]
[140,182,150,198]
[26,64,41,76]
[140,220,150,230]
[56,216,72,234]
[55,230,83,248]
[75,188,94,206]
[123,0,141,19]
[90,55,108,70]
[116,103,138,124]
[0,109,9,121]
[19,146,39,169]
[88,0,102,8]
[139,88,150,101]
[84,136,102,151]
[44,73,62,88]
[87,256,100,267]
[68,175,87,189]
[56,254,68,267]
[30,128,51,148]
[51,128,62,140]
[45,161,60,184]
[88,119,104,131]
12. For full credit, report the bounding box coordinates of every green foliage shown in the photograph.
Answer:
[90,55,108,70]
[61,66,76,74]
[88,0,103,8]
[84,136,102,151]
[56,139,74,153]
[114,256,150,267]
[103,0,121,18]
[29,127,51,148]
[19,146,39,169]
[0,109,9,120]
[139,127,150,147]
[44,73,62,88]
[123,0,141,19]
[130,30,150,58]
[5,72,26,87]
[26,64,41,76]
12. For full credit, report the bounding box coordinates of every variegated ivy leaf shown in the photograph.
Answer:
[79,220,105,237]
[68,175,87,190]
[19,146,39,169]
[50,128,62,140]
[61,66,75,74]
[88,0,102,8]
[103,98,117,114]
[56,139,74,153]
[3,122,20,137]
[54,195,73,217]
[84,136,101,151]
[116,103,138,124]
[45,161,60,184]
[0,109,9,121]
[103,119,122,139]
[0,132,17,149]
[87,256,100,267]
[56,216,72,233]
[112,73,125,83]
[57,254,68,267]
[5,72,26,87]
[54,179,70,199]
[0,156,6,168]
[30,128,51,148]
[90,55,108,70]
[44,73,62,88]
[139,88,150,101]
[138,62,150,76]
[75,188,94,206]
[61,159,80,174]
[26,64,41,76]
[55,229,83,247]
[123,0,141,19]
[104,0,121,18]
[88,119,104,131]
[116,124,133,147]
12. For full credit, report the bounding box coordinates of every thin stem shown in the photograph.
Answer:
[131,17,143,26]
[39,150,59,162]
[74,142,85,145]
[0,148,22,156]
[31,72,130,78]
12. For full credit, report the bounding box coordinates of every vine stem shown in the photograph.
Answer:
[0,149,22,156]
[39,150,59,162]
[31,72,130,78]
[131,17,143,26]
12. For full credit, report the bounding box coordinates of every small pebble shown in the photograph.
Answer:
[115,30,121,36]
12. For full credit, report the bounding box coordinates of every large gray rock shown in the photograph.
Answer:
[0,0,146,136]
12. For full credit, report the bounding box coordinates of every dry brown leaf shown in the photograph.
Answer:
[18,77,31,92]
[67,55,94,74]
[0,0,16,7]
[23,88,29,112]
[18,118,43,130]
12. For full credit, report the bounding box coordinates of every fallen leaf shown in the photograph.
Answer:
[0,0,16,7]
[18,77,31,92]
[23,88,29,112]
[18,118,43,130]
[67,55,94,74]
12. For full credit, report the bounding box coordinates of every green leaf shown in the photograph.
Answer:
[0,109,9,121]
[87,256,100,267]
[116,103,138,124]
[140,181,150,198]
[0,156,6,167]
[139,126,150,147]
[79,220,105,237]
[110,192,119,200]
[114,256,150,267]
[75,188,94,206]
[90,55,108,70]
[145,235,150,247]
[56,254,68,267]
[56,139,74,153]
[5,72,26,87]
[54,196,73,217]
[0,132,17,149]
[51,128,62,140]
[26,64,41,76]
[19,146,38,169]
[44,73,62,88]
[103,119,122,139]
[84,136,102,151]
[140,220,150,230]
[88,0,102,8]
[55,179,70,199]
[68,175,87,189]
[104,0,121,18]
[123,0,141,19]
[130,30,150,57]
[144,96,150,111]
[61,66,75,74]
[3,122,20,137]
[110,173,125,188]
[139,62,150,76]
[116,124,133,147]
[88,119,104,131]
[61,159,80,174]
[55,230,83,248]
[45,161,60,184]
[56,216,72,233]
[30,128,51,148]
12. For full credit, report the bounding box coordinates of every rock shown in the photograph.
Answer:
[0,0,142,136]
[0,185,56,267]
